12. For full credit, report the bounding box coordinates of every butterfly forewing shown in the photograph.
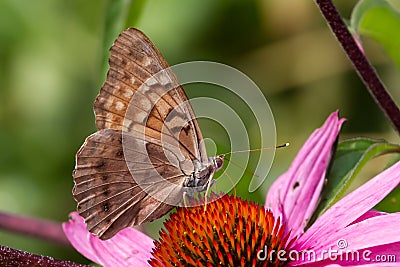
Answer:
[73,28,213,240]
[94,28,206,161]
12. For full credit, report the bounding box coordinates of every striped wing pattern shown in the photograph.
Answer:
[73,28,207,239]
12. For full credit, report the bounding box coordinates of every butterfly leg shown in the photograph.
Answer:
[183,191,189,207]
[182,178,215,195]
[203,174,215,212]
[182,176,216,210]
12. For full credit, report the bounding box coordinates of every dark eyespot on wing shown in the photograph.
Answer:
[103,203,110,212]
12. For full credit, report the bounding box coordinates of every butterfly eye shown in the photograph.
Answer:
[215,156,224,171]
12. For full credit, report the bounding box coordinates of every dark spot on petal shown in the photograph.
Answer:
[102,174,109,181]
[292,181,300,190]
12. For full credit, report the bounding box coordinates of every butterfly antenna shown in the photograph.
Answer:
[221,143,289,157]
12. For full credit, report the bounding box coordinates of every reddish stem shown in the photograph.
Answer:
[0,245,91,267]
[314,0,400,134]
[0,212,70,247]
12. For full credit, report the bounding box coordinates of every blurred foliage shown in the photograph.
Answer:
[0,0,399,263]
[351,0,400,68]
[101,0,147,76]
[311,138,400,225]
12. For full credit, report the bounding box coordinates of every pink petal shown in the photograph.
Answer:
[296,212,400,265]
[295,263,400,267]
[289,263,342,267]
[351,210,387,225]
[62,212,154,267]
[265,111,345,238]
[338,264,400,267]
[295,161,400,251]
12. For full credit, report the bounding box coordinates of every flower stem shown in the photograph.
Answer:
[0,212,70,247]
[314,0,400,134]
[0,245,91,267]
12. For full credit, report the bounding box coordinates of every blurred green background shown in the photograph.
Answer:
[0,0,399,264]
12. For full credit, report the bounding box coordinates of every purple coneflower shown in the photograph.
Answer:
[63,111,400,266]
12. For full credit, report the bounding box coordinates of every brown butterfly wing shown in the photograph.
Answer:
[73,128,185,239]
[94,28,207,161]
[73,28,207,239]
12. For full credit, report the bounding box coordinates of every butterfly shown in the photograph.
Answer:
[72,28,224,240]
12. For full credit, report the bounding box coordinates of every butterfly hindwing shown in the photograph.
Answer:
[73,128,183,239]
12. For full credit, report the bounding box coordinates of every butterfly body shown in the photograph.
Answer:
[73,28,223,240]
[182,156,224,191]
